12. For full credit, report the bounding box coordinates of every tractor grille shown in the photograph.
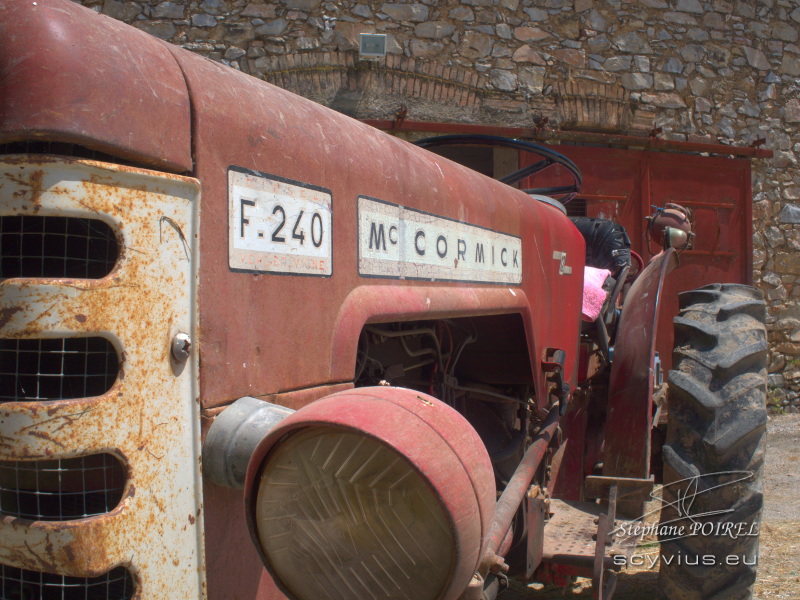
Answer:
[0,215,118,280]
[0,156,204,598]
[0,564,134,600]
[0,337,118,402]
[0,454,126,521]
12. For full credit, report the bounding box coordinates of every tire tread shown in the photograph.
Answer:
[658,285,767,600]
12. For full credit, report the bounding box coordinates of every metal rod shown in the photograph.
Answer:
[481,405,561,573]
[361,119,773,159]
[449,383,523,404]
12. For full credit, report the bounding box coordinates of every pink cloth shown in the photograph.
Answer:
[582,267,612,322]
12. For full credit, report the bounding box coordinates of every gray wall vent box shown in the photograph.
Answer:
[359,33,387,59]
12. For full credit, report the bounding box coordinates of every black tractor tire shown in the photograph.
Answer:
[658,284,768,600]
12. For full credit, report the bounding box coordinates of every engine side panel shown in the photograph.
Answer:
[166,48,586,411]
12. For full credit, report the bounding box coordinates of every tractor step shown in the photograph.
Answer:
[542,499,641,571]
[584,475,655,505]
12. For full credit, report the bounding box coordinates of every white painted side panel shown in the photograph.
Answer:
[228,168,333,276]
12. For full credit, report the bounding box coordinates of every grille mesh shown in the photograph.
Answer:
[0,455,126,521]
[0,337,118,402]
[0,564,134,600]
[566,197,587,217]
[0,215,118,280]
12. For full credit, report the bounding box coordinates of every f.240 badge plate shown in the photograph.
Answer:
[228,167,332,276]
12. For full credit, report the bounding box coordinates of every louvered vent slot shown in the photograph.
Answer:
[0,454,126,521]
[0,564,134,600]
[0,337,119,402]
[0,215,118,280]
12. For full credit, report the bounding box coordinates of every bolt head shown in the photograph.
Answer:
[171,333,192,362]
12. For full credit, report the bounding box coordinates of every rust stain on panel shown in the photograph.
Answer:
[0,306,22,329]
[0,156,206,596]
[5,169,44,211]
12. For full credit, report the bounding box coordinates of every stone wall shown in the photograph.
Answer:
[78,0,800,412]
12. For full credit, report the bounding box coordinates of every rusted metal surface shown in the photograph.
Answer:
[199,383,354,442]
[540,499,638,574]
[591,487,618,600]
[603,249,679,485]
[4,4,596,598]
[0,0,192,172]
[548,387,590,502]
[362,120,773,159]
[525,495,546,578]
[244,387,496,600]
[481,405,560,574]
[0,156,205,596]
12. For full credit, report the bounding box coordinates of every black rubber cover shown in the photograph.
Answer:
[570,217,631,275]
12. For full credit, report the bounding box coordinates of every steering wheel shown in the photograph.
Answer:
[414,134,582,203]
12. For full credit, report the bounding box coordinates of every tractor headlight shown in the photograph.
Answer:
[245,387,495,600]
[254,426,454,599]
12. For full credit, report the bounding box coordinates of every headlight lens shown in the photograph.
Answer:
[254,426,455,600]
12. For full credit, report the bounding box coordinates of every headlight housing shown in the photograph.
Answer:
[245,387,495,600]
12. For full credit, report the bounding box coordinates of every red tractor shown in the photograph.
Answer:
[0,1,766,599]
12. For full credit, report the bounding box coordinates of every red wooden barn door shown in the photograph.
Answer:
[521,146,752,371]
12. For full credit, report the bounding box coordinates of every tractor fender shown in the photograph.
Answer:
[329,283,532,376]
[602,248,679,482]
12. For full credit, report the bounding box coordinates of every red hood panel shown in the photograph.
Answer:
[0,0,192,172]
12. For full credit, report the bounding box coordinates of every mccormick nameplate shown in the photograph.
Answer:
[358,196,522,285]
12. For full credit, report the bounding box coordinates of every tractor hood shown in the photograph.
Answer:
[0,0,192,172]
[0,0,587,409]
